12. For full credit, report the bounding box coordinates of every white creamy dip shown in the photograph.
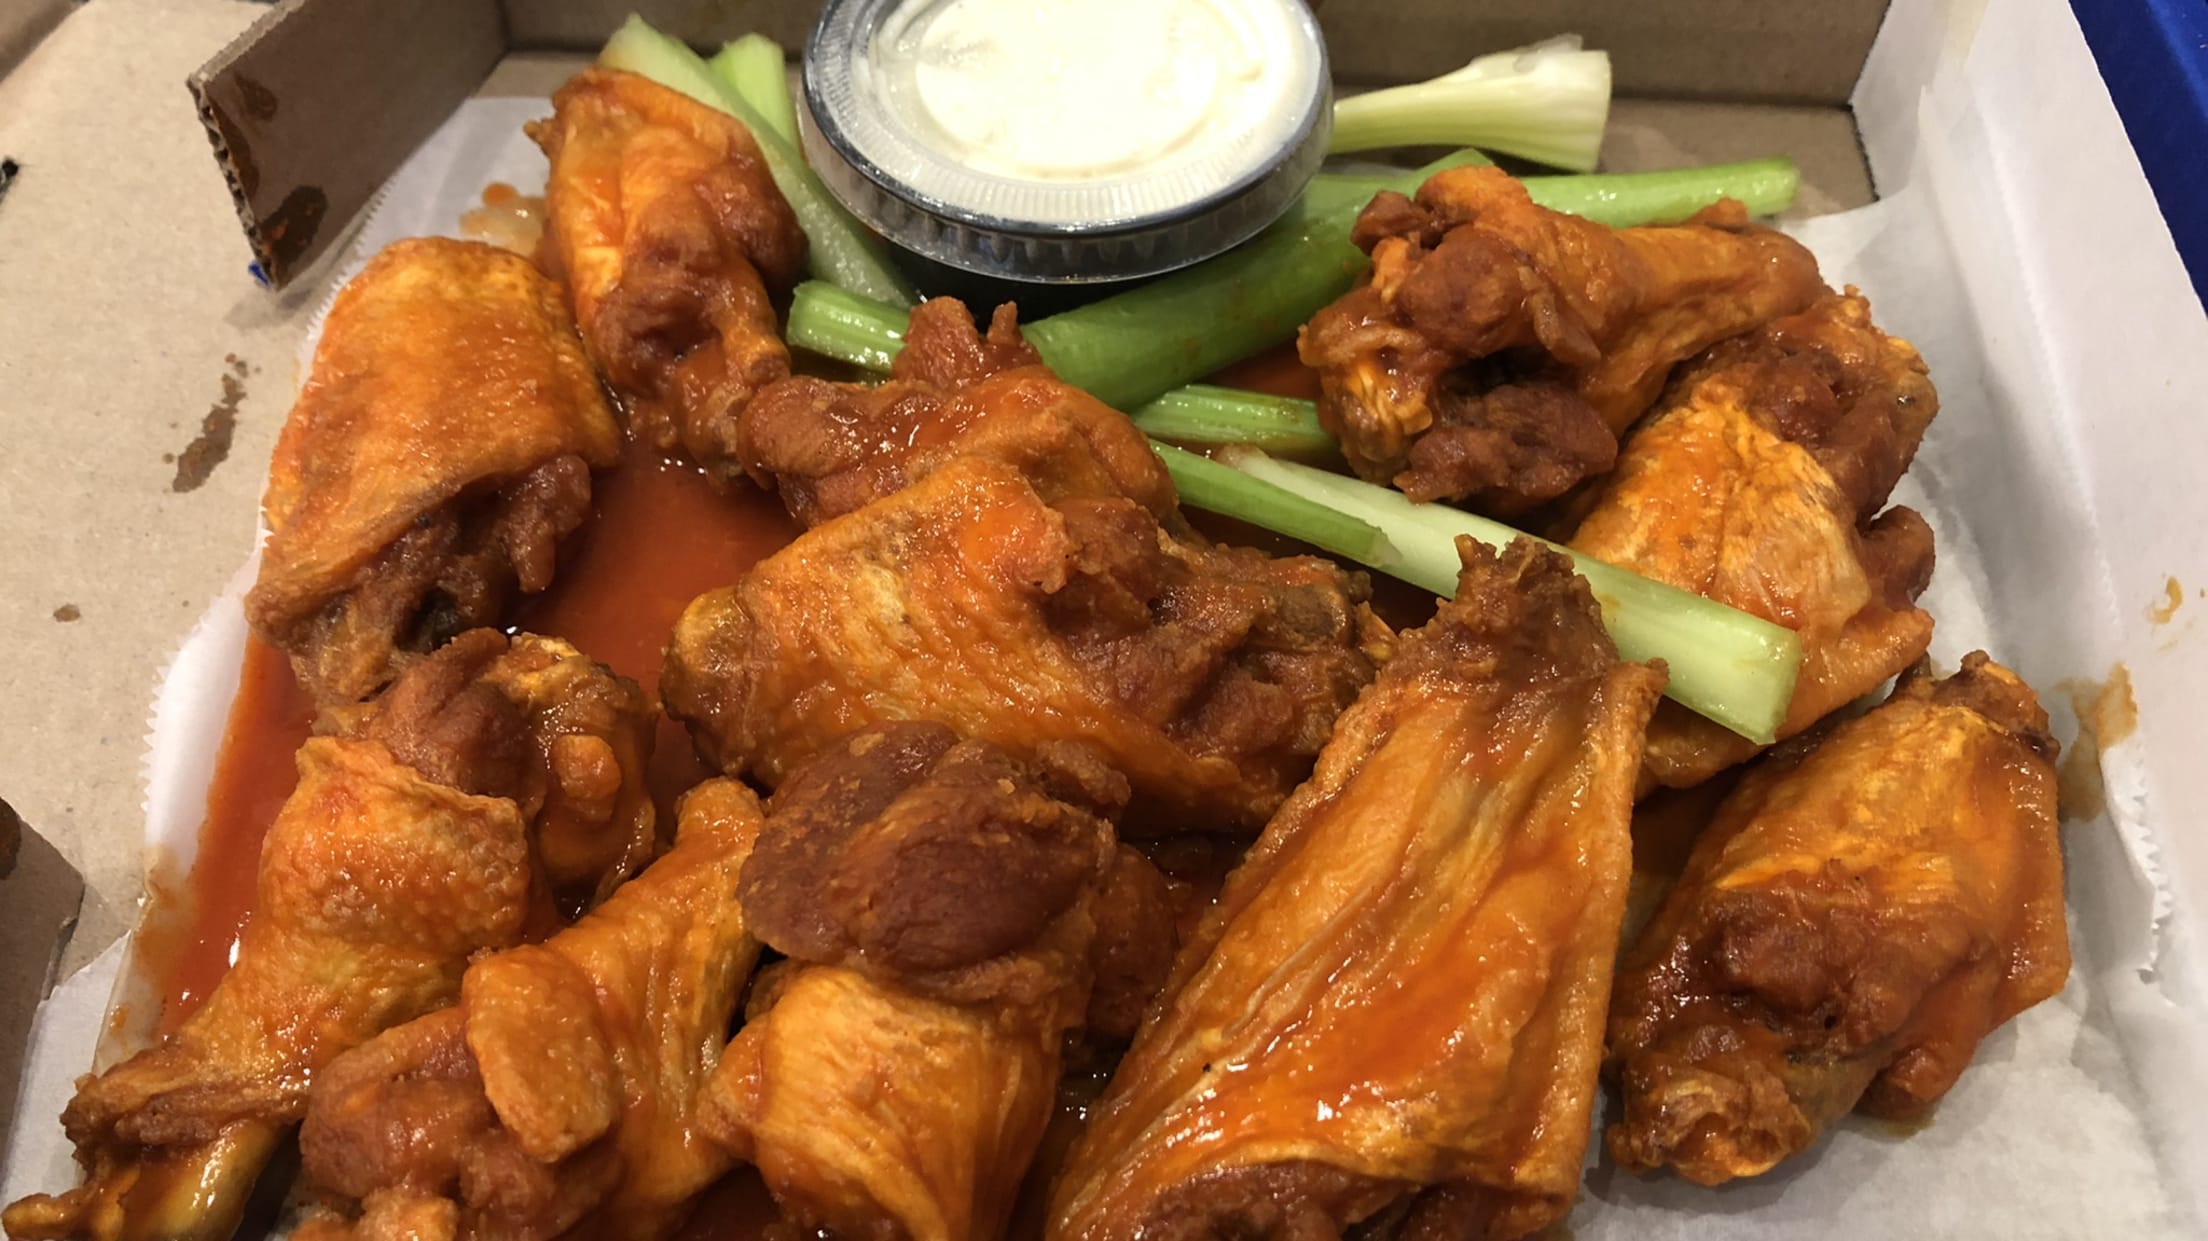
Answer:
[868,0,1313,190]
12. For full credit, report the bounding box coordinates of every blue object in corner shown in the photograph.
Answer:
[2069,0,2208,308]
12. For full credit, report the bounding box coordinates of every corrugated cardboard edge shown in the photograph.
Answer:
[0,804,84,1149]
[187,0,507,288]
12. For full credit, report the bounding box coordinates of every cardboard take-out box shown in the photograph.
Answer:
[5,0,2208,1234]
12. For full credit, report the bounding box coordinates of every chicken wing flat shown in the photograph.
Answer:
[295,778,766,1241]
[244,238,623,708]
[1606,653,2067,1185]
[1297,166,1823,511]
[1051,539,1665,1241]
[1568,290,1938,789]
[2,632,655,1241]
[736,297,1177,527]
[697,723,1122,1241]
[663,455,1383,833]
[529,67,807,482]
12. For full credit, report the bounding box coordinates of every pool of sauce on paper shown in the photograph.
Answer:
[135,343,1329,1237]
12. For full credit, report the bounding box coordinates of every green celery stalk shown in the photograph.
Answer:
[710,34,800,148]
[600,16,916,305]
[1131,386,1332,458]
[1150,443,1392,566]
[1214,448,1801,742]
[1311,157,1801,224]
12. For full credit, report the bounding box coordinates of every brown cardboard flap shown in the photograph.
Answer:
[0,799,84,1145]
[0,0,70,76]
[507,1,1885,104]
[501,0,814,52]
[188,0,506,288]
[1317,0,1886,104]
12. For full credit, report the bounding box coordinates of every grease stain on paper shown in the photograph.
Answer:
[2056,662,2137,822]
[2147,576,2183,625]
[51,603,79,622]
[171,355,250,493]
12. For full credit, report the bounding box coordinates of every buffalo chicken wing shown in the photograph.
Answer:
[1298,165,1823,511]
[529,67,807,483]
[1607,654,2068,1185]
[697,723,1122,1241]
[1050,540,1665,1241]
[663,455,1382,833]
[245,239,623,707]
[736,297,1177,527]
[295,779,766,1241]
[1568,290,1938,789]
[2,633,655,1241]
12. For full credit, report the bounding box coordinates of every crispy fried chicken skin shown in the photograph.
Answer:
[1567,290,1938,788]
[1297,166,1823,511]
[293,779,766,1241]
[662,455,1384,833]
[528,67,806,482]
[696,723,1123,1241]
[245,239,622,707]
[736,297,1177,527]
[1050,540,1666,1241]
[1606,654,2068,1185]
[2,633,655,1241]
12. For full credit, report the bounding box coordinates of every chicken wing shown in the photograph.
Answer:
[1050,539,1665,1241]
[244,239,623,708]
[294,778,766,1241]
[1297,166,1823,511]
[735,297,1176,527]
[1606,653,2068,1185]
[1567,290,1938,789]
[662,455,1383,833]
[2,632,655,1241]
[529,67,807,483]
[697,723,1122,1241]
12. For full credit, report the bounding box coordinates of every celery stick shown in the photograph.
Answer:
[1024,148,1480,411]
[600,16,916,305]
[786,281,905,370]
[1329,38,1612,172]
[1212,448,1801,742]
[1150,443,1393,566]
[1131,386,1332,457]
[1525,159,1801,225]
[1311,157,1801,225]
[711,34,799,148]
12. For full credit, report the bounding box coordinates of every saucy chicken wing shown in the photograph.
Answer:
[2,632,655,1241]
[1298,165,1823,512]
[1051,539,1666,1241]
[294,778,766,1241]
[529,67,807,483]
[662,455,1384,833]
[697,723,1122,1241]
[245,239,623,707]
[1606,654,2068,1185]
[736,297,1176,527]
[1568,290,1938,789]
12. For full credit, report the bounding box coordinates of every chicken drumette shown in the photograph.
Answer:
[1568,289,1938,789]
[1607,654,2068,1185]
[2,633,655,1241]
[245,239,623,707]
[697,723,1123,1241]
[663,454,1384,834]
[529,67,807,483]
[295,779,766,1241]
[1298,165,1823,512]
